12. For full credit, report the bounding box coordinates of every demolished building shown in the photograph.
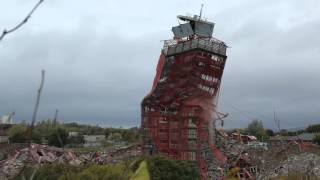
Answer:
[0,143,141,179]
[141,13,228,179]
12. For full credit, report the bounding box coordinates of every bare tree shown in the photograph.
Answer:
[53,109,58,125]
[30,70,45,136]
[0,0,44,42]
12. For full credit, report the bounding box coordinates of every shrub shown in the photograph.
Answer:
[146,156,199,180]
[312,134,320,145]
[15,164,85,180]
[9,124,41,143]
[48,128,68,147]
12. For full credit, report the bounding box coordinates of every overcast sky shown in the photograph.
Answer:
[0,0,319,129]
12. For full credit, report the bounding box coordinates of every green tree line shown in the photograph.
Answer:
[8,120,140,147]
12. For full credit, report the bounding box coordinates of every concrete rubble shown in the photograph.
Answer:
[260,153,320,179]
[0,143,141,179]
[213,131,320,179]
[0,144,80,179]
[1,139,319,179]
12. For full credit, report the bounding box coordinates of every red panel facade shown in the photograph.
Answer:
[141,14,228,179]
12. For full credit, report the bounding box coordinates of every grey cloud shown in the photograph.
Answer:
[215,2,320,129]
[1,0,320,129]
[0,27,165,127]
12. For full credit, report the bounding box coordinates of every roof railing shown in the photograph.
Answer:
[163,38,227,57]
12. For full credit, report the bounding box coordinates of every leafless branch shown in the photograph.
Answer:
[0,0,44,42]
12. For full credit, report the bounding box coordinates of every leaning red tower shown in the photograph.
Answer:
[141,13,228,179]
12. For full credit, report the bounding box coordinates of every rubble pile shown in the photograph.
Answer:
[262,153,320,179]
[213,131,259,178]
[1,139,319,180]
[213,131,320,179]
[0,144,81,179]
[209,130,320,180]
[0,143,141,179]
[0,143,29,160]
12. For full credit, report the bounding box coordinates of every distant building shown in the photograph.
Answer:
[83,135,105,147]
[0,112,14,124]
[230,133,257,144]
[269,133,317,146]
[68,132,79,137]
[247,141,268,150]
[297,133,317,142]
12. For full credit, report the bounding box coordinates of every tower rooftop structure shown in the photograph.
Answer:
[164,14,227,58]
[173,14,215,38]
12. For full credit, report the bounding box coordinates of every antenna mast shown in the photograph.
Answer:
[199,4,204,20]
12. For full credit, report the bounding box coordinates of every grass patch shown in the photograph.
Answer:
[131,161,150,180]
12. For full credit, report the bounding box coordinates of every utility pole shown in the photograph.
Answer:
[274,109,280,132]
[274,108,288,157]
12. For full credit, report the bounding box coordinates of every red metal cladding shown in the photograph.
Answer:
[141,14,228,179]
